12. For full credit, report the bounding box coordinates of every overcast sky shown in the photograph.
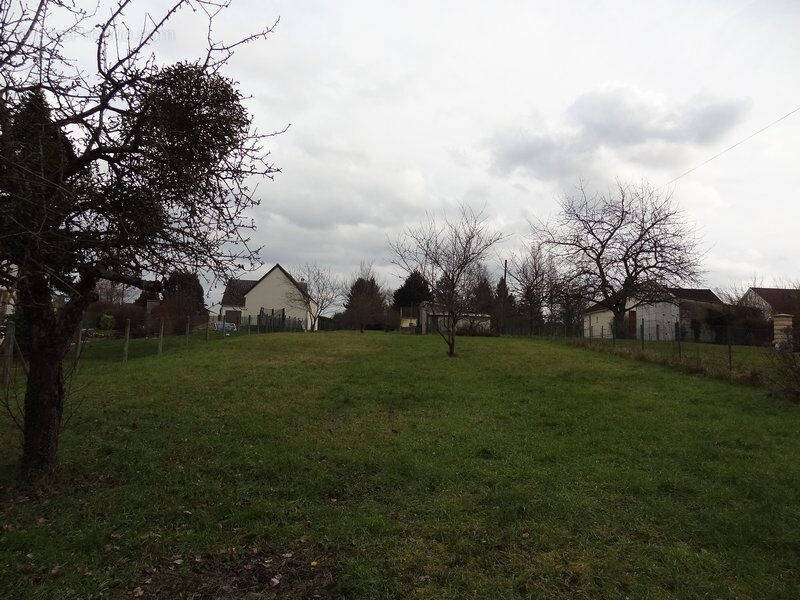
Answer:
[140,0,800,298]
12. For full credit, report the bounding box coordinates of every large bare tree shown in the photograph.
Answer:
[537,181,702,338]
[286,263,343,331]
[390,205,503,356]
[0,1,281,481]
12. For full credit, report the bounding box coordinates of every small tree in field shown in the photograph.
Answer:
[286,263,343,331]
[0,1,280,482]
[390,206,503,356]
[537,181,702,338]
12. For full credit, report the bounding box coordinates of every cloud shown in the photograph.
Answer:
[489,85,751,181]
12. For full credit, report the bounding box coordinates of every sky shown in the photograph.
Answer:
[135,0,800,298]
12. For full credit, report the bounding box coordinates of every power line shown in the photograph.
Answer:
[663,103,800,188]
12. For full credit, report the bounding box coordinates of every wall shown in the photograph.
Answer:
[637,301,680,340]
[583,309,614,338]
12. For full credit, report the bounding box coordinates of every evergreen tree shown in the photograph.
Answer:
[344,275,386,332]
[392,270,431,310]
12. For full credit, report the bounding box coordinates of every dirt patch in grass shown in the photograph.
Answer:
[127,547,336,599]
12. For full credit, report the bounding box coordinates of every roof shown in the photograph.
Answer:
[749,287,800,315]
[585,300,611,313]
[584,288,722,314]
[220,264,309,307]
[667,288,722,304]
[220,279,258,306]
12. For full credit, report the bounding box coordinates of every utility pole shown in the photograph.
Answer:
[500,259,507,335]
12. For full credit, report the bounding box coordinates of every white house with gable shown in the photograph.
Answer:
[217,264,318,330]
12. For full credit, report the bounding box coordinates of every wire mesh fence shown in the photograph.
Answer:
[59,311,308,365]
[502,316,790,386]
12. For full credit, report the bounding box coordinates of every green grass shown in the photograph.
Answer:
[1,332,799,598]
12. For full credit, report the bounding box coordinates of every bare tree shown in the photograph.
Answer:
[95,279,135,305]
[537,181,702,338]
[390,205,504,356]
[0,1,281,481]
[286,263,343,331]
[508,242,551,335]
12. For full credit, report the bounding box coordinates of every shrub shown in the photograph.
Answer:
[767,342,800,403]
[98,313,115,331]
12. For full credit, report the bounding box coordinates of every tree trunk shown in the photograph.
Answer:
[612,311,627,339]
[20,339,65,482]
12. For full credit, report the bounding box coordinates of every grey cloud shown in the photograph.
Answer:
[490,85,751,180]
[489,129,590,180]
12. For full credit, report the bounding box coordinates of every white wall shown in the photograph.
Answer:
[583,309,614,338]
[637,301,680,340]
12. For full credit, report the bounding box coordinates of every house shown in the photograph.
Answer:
[217,264,317,330]
[741,287,800,345]
[419,302,491,335]
[397,306,420,331]
[583,288,723,341]
[741,287,800,319]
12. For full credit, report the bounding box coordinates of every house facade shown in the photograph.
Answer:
[218,264,318,330]
[583,288,723,341]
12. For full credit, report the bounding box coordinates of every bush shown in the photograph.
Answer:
[767,342,800,403]
[98,313,115,331]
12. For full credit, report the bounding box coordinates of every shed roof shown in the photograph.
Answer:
[749,287,800,315]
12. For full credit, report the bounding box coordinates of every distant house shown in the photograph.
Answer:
[583,288,723,341]
[218,264,317,330]
[419,302,491,335]
[397,306,420,331]
[741,287,800,345]
[741,287,800,319]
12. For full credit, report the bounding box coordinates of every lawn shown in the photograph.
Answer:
[1,332,799,598]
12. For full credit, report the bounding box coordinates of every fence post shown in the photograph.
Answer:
[185,315,190,345]
[205,319,209,342]
[727,323,733,377]
[74,323,82,371]
[123,318,131,363]
[158,319,164,355]
[640,319,645,351]
[3,320,14,388]
[656,323,660,342]
[676,321,681,361]
[247,315,251,334]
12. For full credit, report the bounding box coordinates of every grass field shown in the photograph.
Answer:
[1,332,799,598]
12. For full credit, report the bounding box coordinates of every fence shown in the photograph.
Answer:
[502,316,790,385]
[0,311,308,376]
